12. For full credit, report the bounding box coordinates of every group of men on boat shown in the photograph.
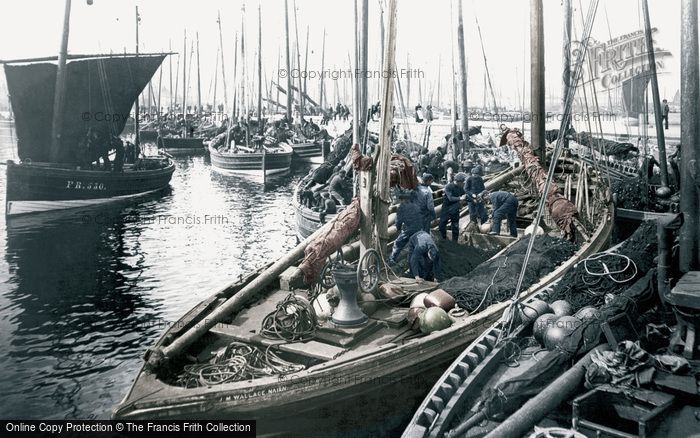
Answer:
[319,102,350,124]
[77,125,140,172]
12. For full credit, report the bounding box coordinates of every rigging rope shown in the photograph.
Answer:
[503,0,601,339]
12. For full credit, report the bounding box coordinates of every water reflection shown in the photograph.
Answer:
[0,136,309,419]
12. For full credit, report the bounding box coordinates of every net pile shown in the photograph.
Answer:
[440,236,578,312]
[546,220,657,311]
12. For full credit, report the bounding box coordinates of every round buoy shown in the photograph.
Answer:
[550,300,573,317]
[574,306,601,322]
[479,222,492,234]
[518,299,552,324]
[359,292,378,315]
[410,292,429,309]
[312,293,333,321]
[533,313,557,345]
[419,307,453,334]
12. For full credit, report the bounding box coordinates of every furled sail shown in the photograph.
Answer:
[621,73,652,119]
[3,53,166,163]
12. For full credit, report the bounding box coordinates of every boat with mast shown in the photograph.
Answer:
[208,3,293,180]
[3,0,174,217]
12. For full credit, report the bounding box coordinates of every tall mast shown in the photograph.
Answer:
[241,4,249,146]
[319,29,326,110]
[562,0,572,149]
[680,0,700,271]
[457,0,469,156]
[156,59,163,135]
[50,0,71,162]
[134,5,140,147]
[169,39,173,112]
[303,26,309,118]
[195,32,201,117]
[436,55,441,109]
[531,0,545,158]
[284,0,293,120]
[641,0,669,188]
[257,3,262,121]
[182,29,187,126]
[373,0,398,257]
[353,0,359,145]
[293,0,304,121]
[216,11,229,114]
[406,53,411,111]
[212,46,219,113]
[276,47,281,114]
[360,0,369,127]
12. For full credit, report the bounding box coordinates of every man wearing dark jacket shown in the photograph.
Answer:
[484,190,519,237]
[439,172,467,241]
[465,166,488,225]
[389,191,423,265]
[407,231,442,282]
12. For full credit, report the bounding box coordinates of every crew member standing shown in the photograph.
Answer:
[662,99,670,130]
[465,166,488,225]
[439,172,467,241]
[416,173,436,232]
[389,191,423,265]
[483,190,519,238]
[407,231,442,282]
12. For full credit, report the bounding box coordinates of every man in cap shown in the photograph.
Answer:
[465,166,488,225]
[439,172,468,241]
[407,230,442,282]
[482,190,519,237]
[388,190,423,265]
[416,173,436,232]
[328,169,348,206]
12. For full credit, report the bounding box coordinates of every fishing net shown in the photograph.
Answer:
[612,178,649,210]
[175,342,305,388]
[546,220,658,312]
[440,236,578,312]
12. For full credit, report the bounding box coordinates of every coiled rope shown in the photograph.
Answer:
[260,293,318,342]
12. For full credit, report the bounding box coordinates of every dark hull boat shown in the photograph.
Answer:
[5,159,175,216]
[208,143,293,178]
[158,136,206,155]
[114,156,612,435]
[2,52,174,216]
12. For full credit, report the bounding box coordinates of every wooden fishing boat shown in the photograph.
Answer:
[208,142,293,177]
[158,136,206,155]
[113,158,611,434]
[401,218,688,438]
[5,158,174,216]
[2,51,175,217]
[286,139,326,164]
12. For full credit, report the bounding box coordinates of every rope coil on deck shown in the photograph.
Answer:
[261,293,319,342]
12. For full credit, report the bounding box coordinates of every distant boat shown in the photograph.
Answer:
[158,136,206,155]
[3,53,175,216]
[287,138,326,164]
[208,142,293,178]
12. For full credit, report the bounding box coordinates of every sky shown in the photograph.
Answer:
[0,0,693,111]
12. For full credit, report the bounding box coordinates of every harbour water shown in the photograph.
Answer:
[0,120,307,419]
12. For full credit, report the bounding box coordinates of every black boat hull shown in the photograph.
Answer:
[5,159,175,216]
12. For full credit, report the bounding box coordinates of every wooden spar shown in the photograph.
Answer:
[173,49,180,108]
[373,0,398,258]
[303,25,309,119]
[257,4,262,121]
[134,5,140,147]
[449,0,458,151]
[641,0,669,188]
[406,53,411,111]
[156,60,162,137]
[216,11,229,114]
[474,14,498,114]
[241,4,249,146]
[232,33,238,120]
[358,0,372,254]
[360,0,369,126]
[169,39,173,111]
[319,29,326,110]
[276,48,281,115]
[378,1,384,103]
[680,0,700,272]
[531,0,545,159]
[182,29,187,133]
[562,0,572,149]
[456,0,468,155]
[284,0,293,120]
[353,0,359,145]
[293,0,304,121]
[212,46,219,113]
[196,32,201,116]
